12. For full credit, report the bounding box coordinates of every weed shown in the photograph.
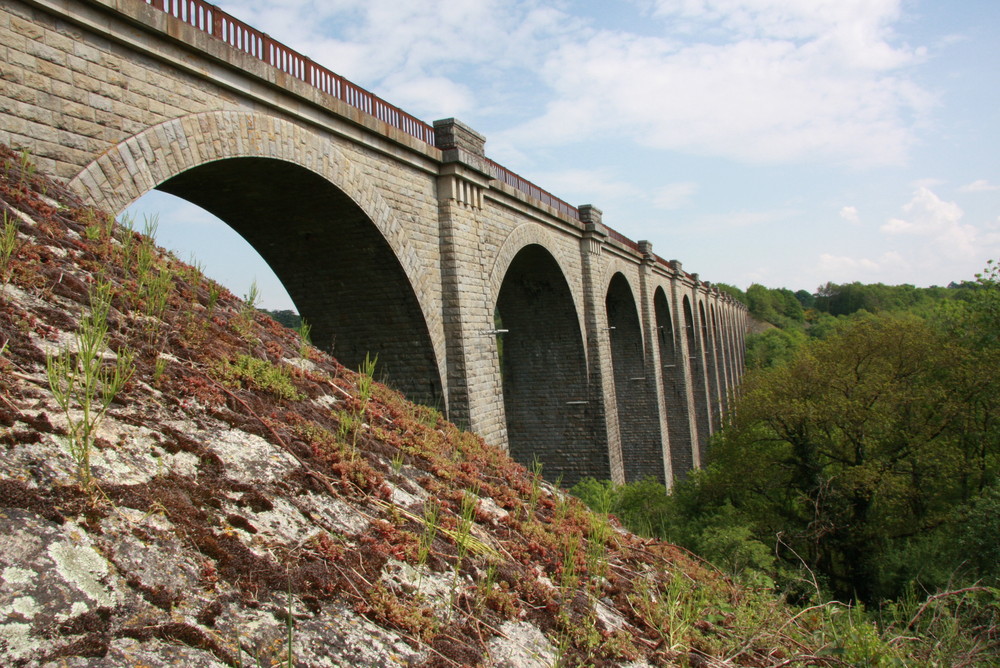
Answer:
[185,253,206,288]
[356,352,377,409]
[525,456,543,519]
[584,512,611,581]
[244,279,260,310]
[153,355,168,384]
[17,148,35,190]
[452,487,479,583]
[141,213,158,242]
[335,354,379,458]
[334,408,360,460]
[134,215,160,303]
[416,499,440,570]
[216,355,304,401]
[560,533,580,590]
[117,214,137,279]
[233,280,260,341]
[1,211,20,287]
[46,280,135,491]
[143,267,173,321]
[391,450,405,475]
[83,208,115,245]
[207,283,221,314]
[296,318,312,359]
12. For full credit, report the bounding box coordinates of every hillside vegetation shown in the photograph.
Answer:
[576,274,1000,664]
[0,144,880,667]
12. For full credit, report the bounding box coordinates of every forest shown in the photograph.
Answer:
[575,266,1000,664]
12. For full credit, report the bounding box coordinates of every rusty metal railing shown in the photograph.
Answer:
[484,159,579,219]
[144,0,436,145]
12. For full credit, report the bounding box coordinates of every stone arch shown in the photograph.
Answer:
[682,294,708,464]
[606,272,664,483]
[711,302,731,413]
[698,299,720,432]
[489,224,587,358]
[653,285,693,478]
[69,110,445,405]
[494,243,602,484]
[598,260,646,343]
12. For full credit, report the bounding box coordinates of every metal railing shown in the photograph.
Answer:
[484,159,578,219]
[144,0,436,145]
[142,0,680,272]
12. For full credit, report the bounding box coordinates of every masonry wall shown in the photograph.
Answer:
[0,0,750,486]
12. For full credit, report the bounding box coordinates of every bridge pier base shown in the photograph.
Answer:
[435,120,508,446]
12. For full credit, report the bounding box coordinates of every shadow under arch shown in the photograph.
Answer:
[606,272,664,483]
[69,111,445,408]
[495,244,605,485]
[157,157,442,405]
[683,295,709,464]
[698,299,719,433]
[653,286,693,478]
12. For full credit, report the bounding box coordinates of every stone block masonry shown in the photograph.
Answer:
[0,0,748,486]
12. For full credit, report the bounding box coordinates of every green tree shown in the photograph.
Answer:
[744,327,806,368]
[705,311,997,602]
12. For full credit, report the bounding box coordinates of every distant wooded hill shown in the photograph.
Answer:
[716,280,982,368]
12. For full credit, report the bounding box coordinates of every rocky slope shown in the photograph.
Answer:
[0,144,827,667]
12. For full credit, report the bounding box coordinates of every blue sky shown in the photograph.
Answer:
[127,0,1000,311]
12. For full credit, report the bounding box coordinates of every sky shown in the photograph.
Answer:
[126,0,1000,311]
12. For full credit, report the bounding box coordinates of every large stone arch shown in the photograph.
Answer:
[598,260,646,342]
[605,271,664,483]
[68,110,446,405]
[489,224,587,359]
[493,242,603,485]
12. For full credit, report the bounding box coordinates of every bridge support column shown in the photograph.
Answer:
[637,241,674,486]
[579,207,625,484]
[434,119,507,446]
[669,262,705,469]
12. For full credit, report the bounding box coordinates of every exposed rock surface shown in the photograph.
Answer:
[0,145,820,666]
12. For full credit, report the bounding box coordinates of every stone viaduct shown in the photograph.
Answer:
[0,0,748,486]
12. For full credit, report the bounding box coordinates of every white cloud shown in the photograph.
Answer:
[508,0,929,166]
[379,76,476,119]
[840,205,860,224]
[881,187,978,260]
[959,179,1000,193]
[650,0,917,68]
[653,182,698,209]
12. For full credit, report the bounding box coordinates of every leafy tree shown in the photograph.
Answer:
[703,308,998,602]
[746,284,804,328]
[260,308,301,329]
[714,282,747,305]
[744,327,806,368]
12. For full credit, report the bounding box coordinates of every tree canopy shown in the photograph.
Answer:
[689,265,1000,602]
